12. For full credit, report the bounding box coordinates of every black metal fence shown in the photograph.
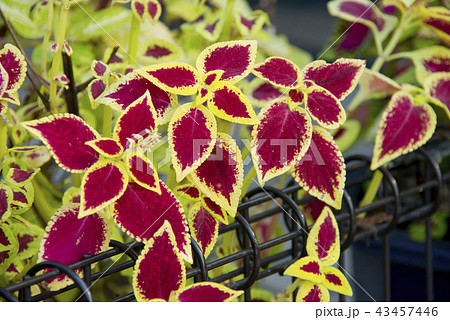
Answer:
[1,128,449,302]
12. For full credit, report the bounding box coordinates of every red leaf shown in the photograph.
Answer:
[113,92,158,150]
[196,40,257,84]
[306,207,340,266]
[133,222,185,301]
[168,104,217,181]
[126,153,161,194]
[23,114,100,173]
[190,133,243,216]
[140,62,200,95]
[371,92,436,170]
[112,181,192,262]
[251,99,312,184]
[302,58,365,100]
[175,184,201,200]
[292,126,345,209]
[304,85,346,129]
[79,160,128,218]
[208,82,257,124]
[296,281,330,302]
[99,72,176,124]
[85,138,123,158]
[424,72,450,119]
[252,57,302,88]
[188,202,219,258]
[37,204,110,290]
[0,44,27,94]
[201,196,228,224]
[176,282,243,302]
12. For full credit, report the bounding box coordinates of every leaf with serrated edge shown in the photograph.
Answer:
[251,99,312,185]
[201,196,228,224]
[37,203,110,290]
[6,168,40,187]
[424,72,450,120]
[22,114,100,173]
[207,81,257,124]
[125,152,161,194]
[112,181,192,262]
[306,206,340,266]
[133,221,185,302]
[113,91,158,150]
[304,85,346,129]
[371,91,436,170]
[99,71,177,124]
[327,0,398,43]
[358,69,401,100]
[139,62,200,95]
[252,57,302,89]
[400,46,450,85]
[79,160,128,218]
[189,133,243,217]
[85,138,124,158]
[174,184,201,200]
[169,103,217,182]
[284,256,325,283]
[87,79,107,109]
[296,281,330,302]
[292,126,345,209]
[175,282,243,302]
[322,266,353,296]
[188,201,218,259]
[302,58,365,101]
[0,44,27,95]
[196,40,257,84]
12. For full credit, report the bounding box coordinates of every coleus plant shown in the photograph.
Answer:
[279,207,352,302]
[322,0,450,208]
[1,0,446,302]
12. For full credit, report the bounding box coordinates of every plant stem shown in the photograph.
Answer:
[240,166,256,200]
[102,106,112,138]
[32,180,54,223]
[220,0,236,41]
[358,14,409,210]
[358,170,383,214]
[275,278,302,302]
[217,118,230,133]
[0,119,7,168]
[49,0,70,113]
[72,173,82,188]
[166,165,177,190]
[128,15,140,66]
[371,13,408,73]
[35,172,63,199]
[41,0,54,77]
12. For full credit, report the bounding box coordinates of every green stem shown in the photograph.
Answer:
[128,15,140,66]
[371,13,408,73]
[358,170,383,215]
[102,105,112,138]
[220,0,236,42]
[166,165,177,190]
[32,180,54,223]
[217,118,230,134]
[35,172,63,199]
[72,173,82,188]
[275,278,302,302]
[41,0,54,77]
[358,14,410,210]
[49,0,70,113]
[0,119,7,168]
[240,166,256,201]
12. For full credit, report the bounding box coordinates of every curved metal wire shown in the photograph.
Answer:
[26,261,93,302]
